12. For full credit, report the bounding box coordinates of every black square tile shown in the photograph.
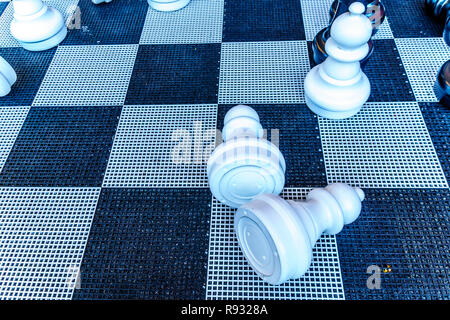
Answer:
[125,44,221,105]
[72,188,211,300]
[0,2,8,16]
[0,47,56,107]
[384,0,444,38]
[63,0,148,45]
[337,188,450,300]
[223,0,305,42]
[217,104,327,188]
[0,106,121,187]
[420,102,450,181]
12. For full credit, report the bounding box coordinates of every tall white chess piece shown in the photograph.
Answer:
[148,0,191,12]
[10,0,67,51]
[235,183,365,285]
[304,2,372,119]
[0,56,17,97]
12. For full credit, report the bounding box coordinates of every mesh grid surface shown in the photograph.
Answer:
[206,188,345,300]
[0,106,29,172]
[319,102,448,188]
[140,0,224,44]
[219,41,310,104]
[395,37,450,103]
[0,187,100,300]
[103,104,217,188]
[32,44,138,106]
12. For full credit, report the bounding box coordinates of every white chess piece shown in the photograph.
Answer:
[235,183,365,285]
[207,105,286,209]
[304,2,372,119]
[10,0,67,51]
[0,56,17,97]
[148,0,191,12]
[92,0,112,4]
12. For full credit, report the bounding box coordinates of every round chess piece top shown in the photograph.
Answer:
[235,183,365,285]
[208,105,285,208]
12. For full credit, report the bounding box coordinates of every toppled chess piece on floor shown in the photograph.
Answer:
[0,56,17,97]
[92,0,113,4]
[235,183,365,285]
[207,105,286,209]
[148,0,191,12]
[305,2,372,119]
[313,0,385,67]
[434,60,450,106]
[10,0,67,51]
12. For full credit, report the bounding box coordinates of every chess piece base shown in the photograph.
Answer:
[19,27,67,51]
[0,56,17,97]
[148,0,190,12]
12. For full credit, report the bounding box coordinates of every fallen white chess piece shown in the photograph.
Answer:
[235,183,365,285]
[208,105,286,208]
[0,56,17,97]
[148,0,191,12]
[10,0,67,51]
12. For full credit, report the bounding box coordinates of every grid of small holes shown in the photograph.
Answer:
[0,187,100,300]
[140,0,224,44]
[0,106,29,172]
[319,102,448,188]
[219,41,310,104]
[103,104,217,188]
[206,188,345,300]
[0,0,79,48]
[395,38,450,102]
[32,44,138,106]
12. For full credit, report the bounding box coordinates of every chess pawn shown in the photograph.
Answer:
[305,2,372,119]
[148,0,191,12]
[0,56,17,97]
[10,0,67,51]
[425,0,450,22]
[207,105,286,209]
[235,183,365,285]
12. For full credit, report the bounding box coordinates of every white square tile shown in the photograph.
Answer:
[32,44,138,106]
[319,102,448,188]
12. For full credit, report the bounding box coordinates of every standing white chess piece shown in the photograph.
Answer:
[148,0,191,12]
[10,0,67,51]
[304,2,372,119]
[0,56,17,97]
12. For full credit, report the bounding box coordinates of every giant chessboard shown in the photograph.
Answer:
[0,0,448,300]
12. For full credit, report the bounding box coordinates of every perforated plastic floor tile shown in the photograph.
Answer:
[206,188,344,300]
[0,0,79,48]
[103,104,217,188]
[125,44,220,105]
[219,41,309,104]
[0,48,56,107]
[395,37,450,103]
[0,106,121,187]
[0,187,100,300]
[217,104,327,187]
[63,0,148,45]
[337,188,450,300]
[140,0,224,44]
[32,44,138,106]
[72,188,211,300]
[0,106,29,173]
[384,0,443,38]
[319,102,448,188]
[420,102,450,182]
[222,0,305,42]
[365,39,415,102]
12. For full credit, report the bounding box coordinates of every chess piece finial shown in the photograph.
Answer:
[0,56,17,97]
[207,105,286,209]
[235,183,365,285]
[10,0,67,51]
[313,0,385,66]
[305,2,372,119]
[148,0,191,12]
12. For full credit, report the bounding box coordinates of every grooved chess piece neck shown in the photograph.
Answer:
[235,183,365,285]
